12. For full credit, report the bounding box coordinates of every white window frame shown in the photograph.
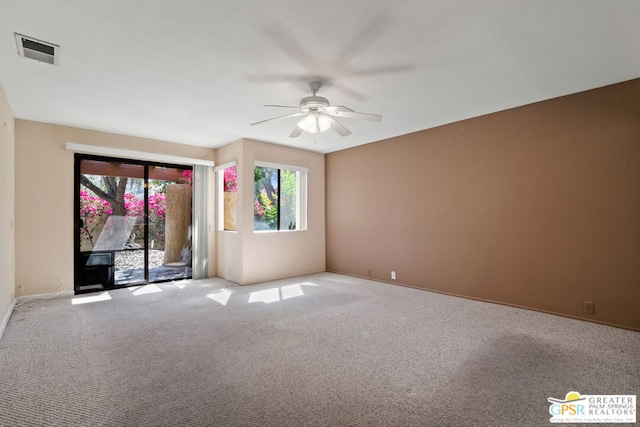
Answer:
[214,161,238,232]
[254,161,308,232]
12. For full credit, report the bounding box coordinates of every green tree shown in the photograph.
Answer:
[280,170,296,229]
[80,175,128,216]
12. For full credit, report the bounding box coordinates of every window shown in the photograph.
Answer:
[75,155,193,293]
[254,162,307,231]
[215,163,238,231]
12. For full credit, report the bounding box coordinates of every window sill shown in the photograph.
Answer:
[253,229,306,234]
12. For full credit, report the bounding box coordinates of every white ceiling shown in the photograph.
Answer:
[1,1,639,154]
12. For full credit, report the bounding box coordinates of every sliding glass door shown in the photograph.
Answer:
[74,155,193,293]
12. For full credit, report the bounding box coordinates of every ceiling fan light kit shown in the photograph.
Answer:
[250,81,382,138]
[297,112,332,134]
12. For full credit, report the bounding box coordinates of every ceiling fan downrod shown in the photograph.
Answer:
[308,81,322,96]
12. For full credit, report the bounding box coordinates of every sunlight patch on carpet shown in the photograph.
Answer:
[249,287,280,304]
[71,292,112,305]
[132,284,162,296]
[249,282,319,304]
[207,289,232,306]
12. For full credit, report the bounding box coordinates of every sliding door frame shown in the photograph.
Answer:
[74,153,193,294]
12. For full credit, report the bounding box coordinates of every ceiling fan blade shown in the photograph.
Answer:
[250,112,304,126]
[332,111,382,122]
[347,64,415,77]
[332,82,367,101]
[329,117,352,137]
[289,126,303,138]
[263,104,300,109]
[324,105,355,113]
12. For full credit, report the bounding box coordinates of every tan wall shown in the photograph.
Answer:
[15,120,214,295]
[0,83,16,330]
[241,139,325,284]
[206,168,216,278]
[215,140,244,283]
[215,139,325,285]
[326,79,640,330]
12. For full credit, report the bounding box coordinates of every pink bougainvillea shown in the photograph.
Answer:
[80,190,113,216]
[181,170,193,186]
[80,190,167,247]
[148,194,166,217]
[79,190,112,244]
[254,199,264,217]
[124,193,144,217]
[224,166,237,193]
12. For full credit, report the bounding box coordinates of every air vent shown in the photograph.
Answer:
[15,33,59,65]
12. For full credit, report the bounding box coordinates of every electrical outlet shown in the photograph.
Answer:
[583,301,595,315]
[391,271,396,280]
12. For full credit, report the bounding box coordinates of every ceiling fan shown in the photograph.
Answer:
[250,81,382,138]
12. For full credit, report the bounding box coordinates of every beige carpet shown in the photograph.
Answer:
[1,273,638,426]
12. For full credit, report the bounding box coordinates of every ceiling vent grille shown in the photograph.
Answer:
[15,33,59,65]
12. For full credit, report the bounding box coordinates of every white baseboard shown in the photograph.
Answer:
[0,290,74,341]
[0,298,17,341]
[16,290,74,303]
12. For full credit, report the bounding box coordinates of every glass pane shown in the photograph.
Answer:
[254,166,278,231]
[280,169,297,230]
[79,160,145,287]
[223,166,237,231]
[148,166,193,282]
[77,160,194,292]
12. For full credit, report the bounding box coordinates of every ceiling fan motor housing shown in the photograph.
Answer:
[300,96,330,111]
[250,79,379,138]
